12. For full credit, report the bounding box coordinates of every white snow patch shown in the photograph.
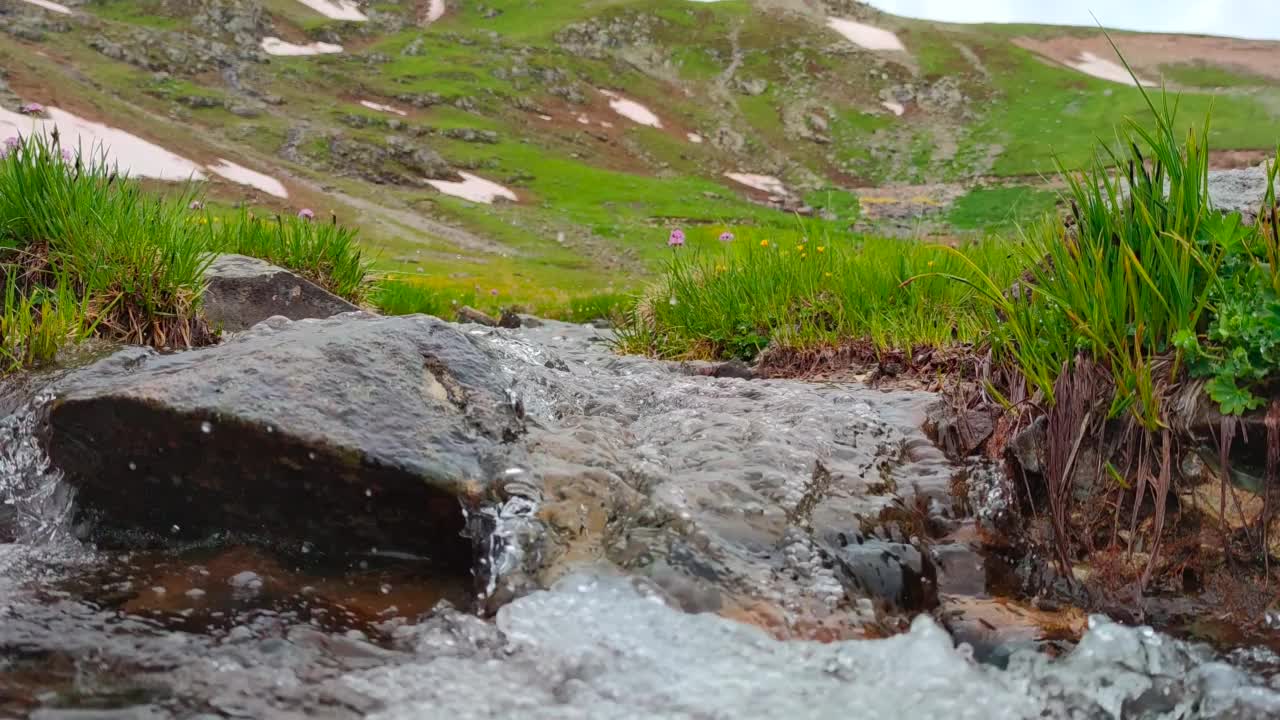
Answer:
[598,89,662,128]
[1068,52,1154,86]
[426,172,516,204]
[538,114,553,121]
[881,100,905,116]
[576,115,591,125]
[724,172,789,196]
[826,18,905,52]
[423,0,444,23]
[260,37,344,56]
[0,106,206,181]
[601,121,614,128]
[18,0,72,14]
[292,0,366,21]
[360,100,408,116]
[208,159,289,198]
[687,132,703,143]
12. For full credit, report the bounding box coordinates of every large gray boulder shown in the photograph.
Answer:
[203,254,359,332]
[44,313,525,560]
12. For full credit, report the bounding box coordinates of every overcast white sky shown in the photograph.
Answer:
[863,1,1280,41]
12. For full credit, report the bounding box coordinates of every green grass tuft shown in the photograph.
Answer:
[616,223,1021,360]
[0,133,372,372]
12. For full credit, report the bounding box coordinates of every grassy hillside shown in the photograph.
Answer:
[2,0,1279,310]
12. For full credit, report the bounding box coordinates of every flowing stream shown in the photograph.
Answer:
[2,320,1280,718]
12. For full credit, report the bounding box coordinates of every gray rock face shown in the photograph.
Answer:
[1208,164,1273,223]
[202,254,358,332]
[44,313,525,557]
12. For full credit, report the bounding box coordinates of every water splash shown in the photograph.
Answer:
[0,390,74,543]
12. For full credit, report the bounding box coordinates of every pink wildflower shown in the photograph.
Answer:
[189,200,205,211]
[718,231,734,242]
[60,148,74,164]
[490,289,499,296]
[19,103,44,115]
[668,228,686,247]
[297,208,315,221]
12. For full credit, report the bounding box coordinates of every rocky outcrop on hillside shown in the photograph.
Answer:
[322,134,457,184]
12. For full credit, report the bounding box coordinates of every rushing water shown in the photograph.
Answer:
[2,319,1280,718]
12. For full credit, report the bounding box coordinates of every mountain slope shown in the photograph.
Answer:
[2,0,1279,308]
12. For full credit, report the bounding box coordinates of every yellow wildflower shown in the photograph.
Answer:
[760,239,769,247]
[817,246,825,253]
[824,272,832,278]
[927,260,935,267]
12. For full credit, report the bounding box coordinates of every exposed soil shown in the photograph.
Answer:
[1014,33,1280,84]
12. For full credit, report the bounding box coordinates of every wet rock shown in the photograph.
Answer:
[29,708,170,720]
[1008,415,1046,475]
[456,306,498,327]
[44,313,524,558]
[497,309,522,329]
[677,359,755,380]
[202,254,359,333]
[935,406,995,458]
[827,538,938,612]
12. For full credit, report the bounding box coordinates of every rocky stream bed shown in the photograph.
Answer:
[3,262,1280,718]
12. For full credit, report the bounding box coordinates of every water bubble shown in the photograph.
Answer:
[380,583,392,595]
[128,461,137,471]
[200,421,213,434]
[365,489,372,497]
[308,452,317,461]
[185,588,206,599]
[301,541,313,554]
[170,524,181,534]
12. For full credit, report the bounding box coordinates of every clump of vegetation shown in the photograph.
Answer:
[371,277,470,317]
[209,209,370,302]
[615,223,1021,360]
[933,49,1280,590]
[0,132,371,374]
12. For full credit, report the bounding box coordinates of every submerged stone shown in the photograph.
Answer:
[44,313,524,560]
